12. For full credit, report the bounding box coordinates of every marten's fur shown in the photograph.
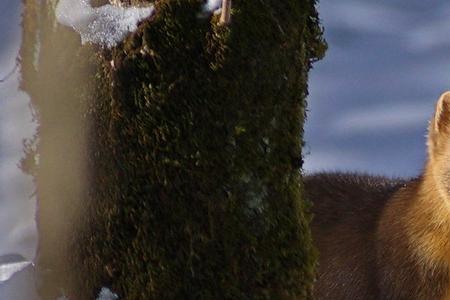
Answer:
[306,92,450,299]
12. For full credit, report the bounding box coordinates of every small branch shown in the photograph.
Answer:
[0,60,19,83]
[219,0,231,25]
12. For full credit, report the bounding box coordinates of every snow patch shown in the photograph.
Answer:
[0,261,31,282]
[55,287,118,300]
[55,0,154,48]
[203,0,222,13]
[97,287,119,300]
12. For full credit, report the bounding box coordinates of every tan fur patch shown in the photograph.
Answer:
[406,92,450,299]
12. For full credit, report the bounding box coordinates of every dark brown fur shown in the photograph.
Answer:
[306,173,450,299]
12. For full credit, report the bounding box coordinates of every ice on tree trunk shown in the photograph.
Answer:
[55,0,154,48]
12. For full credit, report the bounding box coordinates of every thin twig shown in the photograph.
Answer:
[0,60,20,83]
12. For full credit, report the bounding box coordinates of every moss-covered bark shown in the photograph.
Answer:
[20,0,325,299]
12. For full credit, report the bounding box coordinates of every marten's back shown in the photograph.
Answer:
[304,173,407,299]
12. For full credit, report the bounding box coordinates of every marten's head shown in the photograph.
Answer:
[427,91,450,199]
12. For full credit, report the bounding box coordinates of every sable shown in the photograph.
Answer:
[307,92,450,299]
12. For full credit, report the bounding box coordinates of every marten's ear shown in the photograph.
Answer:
[428,92,450,156]
[432,92,450,135]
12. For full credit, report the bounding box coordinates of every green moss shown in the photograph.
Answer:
[20,0,326,299]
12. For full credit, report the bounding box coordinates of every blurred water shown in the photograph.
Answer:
[305,0,450,177]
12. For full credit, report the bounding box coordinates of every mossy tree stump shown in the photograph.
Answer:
[20,0,326,299]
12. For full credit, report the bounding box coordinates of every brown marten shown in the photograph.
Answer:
[305,92,450,299]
